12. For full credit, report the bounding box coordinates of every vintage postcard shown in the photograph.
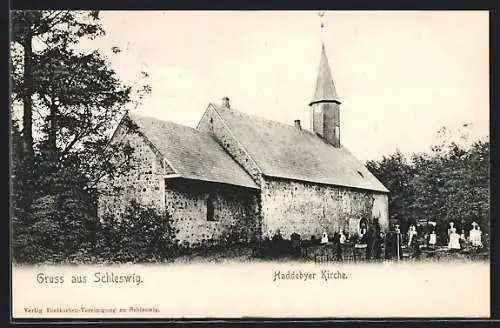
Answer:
[10,10,490,319]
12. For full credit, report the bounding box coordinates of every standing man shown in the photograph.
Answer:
[332,230,343,261]
[395,224,403,260]
[371,218,382,260]
[365,222,373,260]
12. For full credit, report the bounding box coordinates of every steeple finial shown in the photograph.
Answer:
[318,11,325,29]
[318,12,325,42]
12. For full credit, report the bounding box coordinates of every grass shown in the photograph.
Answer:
[13,243,489,266]
[169,243,489,264]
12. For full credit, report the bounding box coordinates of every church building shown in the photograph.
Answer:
[97,44,389,247]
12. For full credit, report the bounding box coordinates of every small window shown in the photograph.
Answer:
[206,194,215,221]
[209,117,214,132]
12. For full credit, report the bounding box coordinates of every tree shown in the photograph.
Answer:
[366,127,489,247]
[30,45,133,184]
[366,149,415,228]
[10,10,151,263]
[10,10,104,216]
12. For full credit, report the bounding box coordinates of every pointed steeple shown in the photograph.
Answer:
[309,43,341,148]
[309,43,341,106]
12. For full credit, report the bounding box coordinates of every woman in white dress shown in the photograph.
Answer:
[408,226,417,247]
[429,230,437,247]
[469,222,483,247]
[448,227,461,250]
[339,230,346,244]
[471,226,483,247]
[469,224,477,245]
[321,230,329,244]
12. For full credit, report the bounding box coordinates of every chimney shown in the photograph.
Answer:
[294,119,302,130]
[221,97,230,109]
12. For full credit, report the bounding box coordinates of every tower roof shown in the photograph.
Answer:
[309,43,341,106]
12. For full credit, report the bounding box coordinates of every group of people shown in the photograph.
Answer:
[262,218,485,261]
[406,221,484,251]
[469,222,484,247]
[446,221,483,249]
[318,218,383,260]
[320,230,346,245]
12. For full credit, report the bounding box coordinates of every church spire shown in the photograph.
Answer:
[308,21,342,148]
[309,43,341,106]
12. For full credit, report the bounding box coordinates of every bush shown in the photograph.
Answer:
[95,201,177,263]
[254,232,303,259]
[13,186,96,264]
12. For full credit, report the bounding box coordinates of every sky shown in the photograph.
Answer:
[77,10,489,162]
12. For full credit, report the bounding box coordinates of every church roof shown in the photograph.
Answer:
[128,113,259,189]
[310,43,341,105]
[208,104,388,193]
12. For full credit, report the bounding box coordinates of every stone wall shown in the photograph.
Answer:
[165,179,260,247]
[197,105,262,184]
[260,177,389,240]
[98,115,262,248]
[97,123,169,221]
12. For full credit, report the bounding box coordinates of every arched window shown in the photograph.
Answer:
[207,194,215,221]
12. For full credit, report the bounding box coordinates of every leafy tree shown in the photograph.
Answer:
[30,45,134,188]
[411,137,489,230]
[10,10,104,211]
[366,127,489,247]
[10,10,151,263]
[366,149,415,229]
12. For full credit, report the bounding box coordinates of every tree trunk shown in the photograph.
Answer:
[22,30,34,167]
[48,107,57,151]
[46,102,58,169]
[21,29,34,215]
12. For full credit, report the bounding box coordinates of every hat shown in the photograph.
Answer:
[472,222,478,227]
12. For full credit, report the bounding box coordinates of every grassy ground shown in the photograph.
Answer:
[14,243,488,266]
[173,245,256,264]
[170,243,489,264]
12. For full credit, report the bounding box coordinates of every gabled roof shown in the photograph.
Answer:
[127,113,259,190]
[208,104,388,193]
[310,43,341,105]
